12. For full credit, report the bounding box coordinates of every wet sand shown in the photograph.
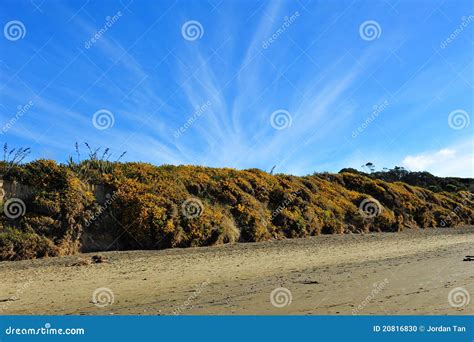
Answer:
[1,227,473,315]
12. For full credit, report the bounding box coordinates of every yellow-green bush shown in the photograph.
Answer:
[0,226,58,261]
[0,161,472,261]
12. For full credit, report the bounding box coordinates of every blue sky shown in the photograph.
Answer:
[0,0,472,177]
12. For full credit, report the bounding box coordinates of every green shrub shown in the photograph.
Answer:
[0,159,471,261]
[0,227,58,261]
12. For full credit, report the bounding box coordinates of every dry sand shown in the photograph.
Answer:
[1,227,473,315]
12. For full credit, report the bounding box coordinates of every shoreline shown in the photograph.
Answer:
[1,226,473,315]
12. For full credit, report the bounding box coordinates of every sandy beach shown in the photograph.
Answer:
[1,227,473,315]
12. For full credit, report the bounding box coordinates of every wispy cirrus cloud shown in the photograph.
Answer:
[0,0,471,177]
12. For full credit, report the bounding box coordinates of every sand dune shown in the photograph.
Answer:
[1,227,473,315]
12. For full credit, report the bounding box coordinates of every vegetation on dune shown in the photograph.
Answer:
[0,146,472,261]
[341,165,472,193]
